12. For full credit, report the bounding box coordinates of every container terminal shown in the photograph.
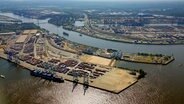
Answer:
[0,29,165,93]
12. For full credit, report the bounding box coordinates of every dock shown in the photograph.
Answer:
[0,52,138,93]
[0,29,141,94]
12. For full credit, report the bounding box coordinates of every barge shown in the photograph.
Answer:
[63,32,69,36]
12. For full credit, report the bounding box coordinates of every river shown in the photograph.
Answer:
[0,12,184,104]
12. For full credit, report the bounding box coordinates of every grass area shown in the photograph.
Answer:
[0,23,40,33]
[123,53,174,65]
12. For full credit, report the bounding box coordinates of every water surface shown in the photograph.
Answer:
[0,12,184,104]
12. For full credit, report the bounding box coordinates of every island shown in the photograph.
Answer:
[0,14,40,33]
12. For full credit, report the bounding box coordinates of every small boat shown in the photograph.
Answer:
[63,32,69,36]
[79,34,82,36]
[0,75,5,79]
[179,64,183,67]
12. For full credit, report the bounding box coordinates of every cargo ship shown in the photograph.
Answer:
[63,32,69,36]
[30,69,64,83]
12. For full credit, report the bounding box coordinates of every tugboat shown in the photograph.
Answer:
[30,69,64,83]
[79,34,82,36]
[63,32,69,36]
[0,75,5,79]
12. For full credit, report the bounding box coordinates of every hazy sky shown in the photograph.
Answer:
[71,0,182,1]
[6,0,184,1]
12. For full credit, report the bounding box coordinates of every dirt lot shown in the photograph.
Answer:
[16,35,28,43]
[80,55,112,66]
[92,68,138,93]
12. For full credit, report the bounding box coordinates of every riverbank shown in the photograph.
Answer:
[0,28,140,94]
[0,51,138,93]
[47,34,175,65]
[1,12,184,46]
[61,13,184,45]
[69,28,184,45]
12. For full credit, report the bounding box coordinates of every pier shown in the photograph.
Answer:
[0,52,138,93]
[0,29,141,93]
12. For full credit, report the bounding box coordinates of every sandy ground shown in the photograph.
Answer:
[63,42,77,53]
[0,48,4,52]
[92,68,137,93]
[80,55,112,66]
[23,30,30,34]
[45,39,76,58]
[0,34,138,93]
[56,67,138,93]
[16,35,28,43]
[0,50,138,93]
[23,30,38,35]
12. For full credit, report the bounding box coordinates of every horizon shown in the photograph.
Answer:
[1,0,184,2]
[0,0,183,10]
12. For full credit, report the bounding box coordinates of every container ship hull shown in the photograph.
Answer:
[30,70,64,83]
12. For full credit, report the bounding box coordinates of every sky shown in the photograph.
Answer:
[73,0,183,2]
[5,0,184,2]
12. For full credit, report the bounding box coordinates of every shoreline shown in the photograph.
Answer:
[1,12,183,45]
[0,52,138,94]
[121,57,175,65]
[47,34,175,65]
[70,28,184,45]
